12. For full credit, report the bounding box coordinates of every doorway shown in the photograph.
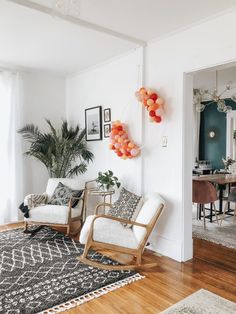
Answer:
[183,61,236,261]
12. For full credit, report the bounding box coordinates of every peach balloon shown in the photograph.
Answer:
[140,89,146,96]
[156,97,164,106]
[147,89,154,95]
[147,99,154,106]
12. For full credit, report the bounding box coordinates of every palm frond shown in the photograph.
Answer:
[18,124,42,142]
[66,163,87,177]
[19,120,94,178]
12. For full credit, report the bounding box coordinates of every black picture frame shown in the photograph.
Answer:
[104,108,111,122]
[104,124,111,138]
[85,106,102,141]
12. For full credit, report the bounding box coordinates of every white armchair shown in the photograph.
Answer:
[78,193,165,270]
[24,178,85,235]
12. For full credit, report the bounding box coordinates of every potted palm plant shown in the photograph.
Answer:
[18,120,94,177]
[96,170,121,191]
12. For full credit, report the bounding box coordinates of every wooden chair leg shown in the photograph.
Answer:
[220,202,228,226]
[213,203,219,225]
[66,224,70,235]
[24,221,28,232]
[82,242,90,259]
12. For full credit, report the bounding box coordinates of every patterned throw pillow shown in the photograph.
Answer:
[108,187,143,228]
[48,182,83,208]
[25,193,48,209]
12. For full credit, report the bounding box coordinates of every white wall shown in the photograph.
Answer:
[66,49,143,213]
[66,8,236,261]
[144,8,236,261]
[21,72,65,195]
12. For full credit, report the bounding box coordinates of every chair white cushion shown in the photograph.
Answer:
[25,202,83,225]
[46,178,83,201]
[133,194,164,244]
[80,215,139,249]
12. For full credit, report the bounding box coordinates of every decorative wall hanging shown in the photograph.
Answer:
[109,121,140,159]
[104,108,111,122]
[135,87,164,123]
[104,124,111,138]
[85,106,102,141]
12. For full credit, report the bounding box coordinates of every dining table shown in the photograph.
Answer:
[193,173,236,220]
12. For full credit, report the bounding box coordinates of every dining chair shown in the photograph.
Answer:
[192,180,219,229]
[220,187,236,225]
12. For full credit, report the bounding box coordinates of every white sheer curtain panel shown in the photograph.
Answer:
[193,106,201,167]
[0,72,23,225]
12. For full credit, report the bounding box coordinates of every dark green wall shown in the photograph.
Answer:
[199,99,236,170]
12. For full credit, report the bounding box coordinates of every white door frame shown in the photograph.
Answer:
[182,58,236,261]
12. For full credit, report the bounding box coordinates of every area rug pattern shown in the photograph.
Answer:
[0,227,143,314]
[192,219,236,250]
[161,289,236,314]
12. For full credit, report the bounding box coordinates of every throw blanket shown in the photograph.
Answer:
[19,193,48,218]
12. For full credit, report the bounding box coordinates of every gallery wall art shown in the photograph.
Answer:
[85,106,102,141]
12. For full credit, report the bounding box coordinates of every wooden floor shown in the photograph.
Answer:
[1,223,236,314]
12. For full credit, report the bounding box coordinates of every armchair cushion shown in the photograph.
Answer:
[80,215,139,249]
[133,194,164,243]
[25,204,82,225]
[108,187,143,228]
[48,182,83,207]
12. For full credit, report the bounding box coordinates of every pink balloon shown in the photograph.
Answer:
[115,135,120,140]
[131,148,139,157]
[115,143,121,149]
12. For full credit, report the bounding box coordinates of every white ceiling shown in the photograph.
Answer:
[1,0,236,75]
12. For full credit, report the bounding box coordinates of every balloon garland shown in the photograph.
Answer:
[109,120,140,159]
[135,87,164,123]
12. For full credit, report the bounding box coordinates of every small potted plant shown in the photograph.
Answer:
[222,157,235,171]
[96,170,121,191]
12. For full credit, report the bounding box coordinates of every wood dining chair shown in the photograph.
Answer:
[192,180,219,229]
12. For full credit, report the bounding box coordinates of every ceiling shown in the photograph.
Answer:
[1,0,236,75]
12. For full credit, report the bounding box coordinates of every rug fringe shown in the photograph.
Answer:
[40,273,145,314]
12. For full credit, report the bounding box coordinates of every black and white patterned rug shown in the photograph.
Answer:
[0,226,143,314]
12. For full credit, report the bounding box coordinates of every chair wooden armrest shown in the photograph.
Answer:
[95,202,112,214]
[68,195,85,220]
[92,214,147,228]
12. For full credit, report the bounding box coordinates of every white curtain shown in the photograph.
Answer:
[193,106,201,167]
[0,71,23,225]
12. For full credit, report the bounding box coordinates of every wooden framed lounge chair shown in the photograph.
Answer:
[23,178,85,235]
[78,193,165,270]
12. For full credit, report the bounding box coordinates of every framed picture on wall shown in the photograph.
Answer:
[104,124,111,138]
[104,108,111,122]
[85,106,102,141]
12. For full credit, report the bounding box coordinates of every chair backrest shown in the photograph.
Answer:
[192,180,218,204]
[133,193,165,246]
[46,178,83,200]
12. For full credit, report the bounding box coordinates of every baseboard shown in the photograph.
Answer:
[148,234,182,262]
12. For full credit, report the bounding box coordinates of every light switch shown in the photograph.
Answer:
[162,136,167,147]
